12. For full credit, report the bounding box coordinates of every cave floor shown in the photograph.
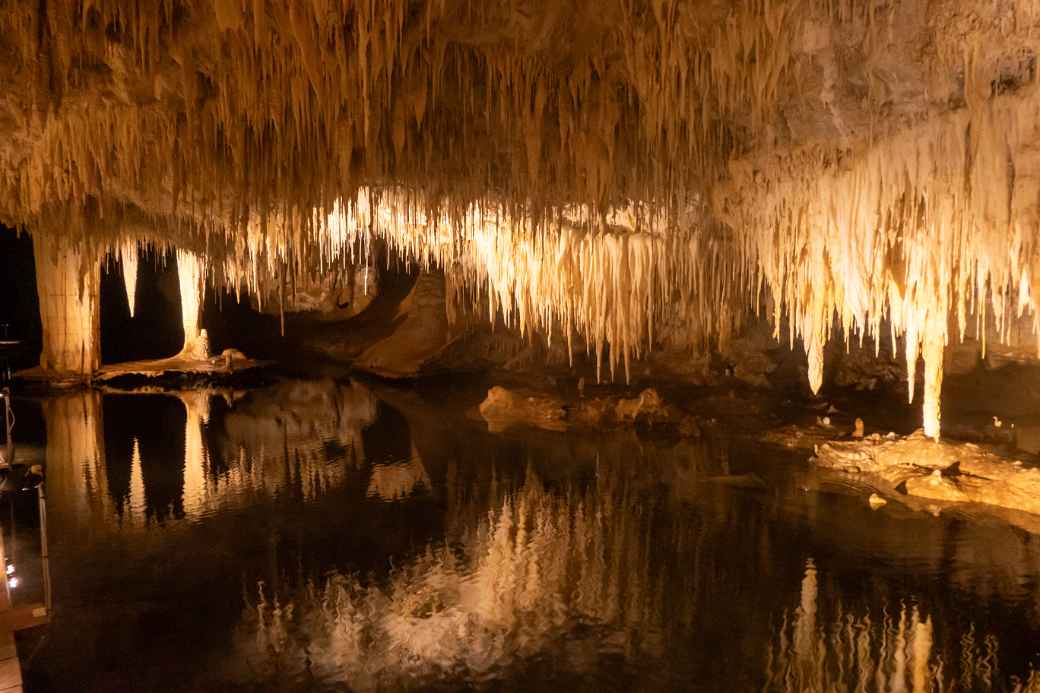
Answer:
[93,353,271,384]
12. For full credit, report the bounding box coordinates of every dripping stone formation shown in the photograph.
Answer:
[3,1,1040,441]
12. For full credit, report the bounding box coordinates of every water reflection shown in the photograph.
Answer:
[22,381,1040,691]
[239,466,698,689]
[766,558,1040,692]
[45,380,381,530]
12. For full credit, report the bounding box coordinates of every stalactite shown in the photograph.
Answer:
[120,241,139,318]
[922,328,945,442]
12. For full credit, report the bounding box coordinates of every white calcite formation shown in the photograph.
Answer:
[176,250,209,360]
[32,234,100,377]
[119,241,139,318]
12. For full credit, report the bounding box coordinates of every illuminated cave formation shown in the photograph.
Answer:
[175,249,209,360]
[3,2,1040,437]
[119,241,139,319]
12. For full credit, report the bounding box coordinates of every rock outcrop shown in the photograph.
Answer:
[813,432,1040,518]
[354,272,453,379]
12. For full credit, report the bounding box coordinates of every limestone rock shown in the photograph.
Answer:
[354,272,451,379]
[814,431,1040,517]
[255,262,380,319]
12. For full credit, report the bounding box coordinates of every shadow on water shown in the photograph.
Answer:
[8,380,1040,691]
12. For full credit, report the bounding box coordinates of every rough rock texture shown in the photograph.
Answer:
[814,432,1040,517]
[354,272,452,379]
[832,338,905,392]
[254,260,380,319]
[92,348,268,389]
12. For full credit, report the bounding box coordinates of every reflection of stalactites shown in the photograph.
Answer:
[129,437,145,526]
[120,241,139,318]
[793,558,818,669]
[366,445,430,501]
[241,461,695,682]
[764,579,1010,692]
[911,610,935,693]
[179,391,212,519]
[42,391,108,531]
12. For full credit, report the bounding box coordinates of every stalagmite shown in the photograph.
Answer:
[32,234,101,377]
[806,334,824,396]
[921,330,945,441]
[176,250,209,360]
[120,242,139,318]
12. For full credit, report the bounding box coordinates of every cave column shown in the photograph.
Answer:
[921,326,945,441]
[32,233,101,378]
[176,250,209,359]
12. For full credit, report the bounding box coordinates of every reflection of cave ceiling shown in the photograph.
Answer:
[4,2,1040,434]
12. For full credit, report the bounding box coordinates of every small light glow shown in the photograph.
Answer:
[5,564,13,575]
[8,576,19,589]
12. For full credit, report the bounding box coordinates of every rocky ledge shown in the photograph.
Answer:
[813,432,1040,518]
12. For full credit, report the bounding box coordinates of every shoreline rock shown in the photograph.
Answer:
[813,431,1040,517]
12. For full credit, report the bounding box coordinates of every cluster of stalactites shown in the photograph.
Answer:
[0,0,804,250]
[726,87,1040,439]
[319,191,751,383]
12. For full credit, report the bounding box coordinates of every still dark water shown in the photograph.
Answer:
[5,380,1040,691]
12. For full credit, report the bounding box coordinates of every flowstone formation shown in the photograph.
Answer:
[2,2,1040,437]
[32,234,100,378]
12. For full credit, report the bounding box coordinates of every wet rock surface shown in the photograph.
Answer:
[813,431,1040,517]
[353,272,453,379]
